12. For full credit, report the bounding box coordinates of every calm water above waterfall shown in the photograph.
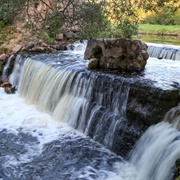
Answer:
[0,42,180,180]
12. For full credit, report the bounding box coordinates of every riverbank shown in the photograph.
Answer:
[139,24,180,35]
[138,24,180,45]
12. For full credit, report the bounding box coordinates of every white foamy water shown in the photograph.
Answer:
[0,87,66,165]
[0,87,137,180]
[130,122,180,180]
[1,41,180,179]
[1,86,179,180]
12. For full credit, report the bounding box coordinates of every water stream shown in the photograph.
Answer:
[0,42,179,180]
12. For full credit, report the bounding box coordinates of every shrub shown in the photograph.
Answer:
[43,12,65,38]
[0,0,26,25]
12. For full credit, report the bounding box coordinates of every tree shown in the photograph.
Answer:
[101,0,140,38]
[143,0,180,13]
[2,0,166,39]
[142,0,180,25]
[23,0,108,39]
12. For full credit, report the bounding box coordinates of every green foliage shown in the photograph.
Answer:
[116,20,138,38]
[0,3,14,25]
[174,13,180,25]
[0,21,5,28]
[142,0,180,13]
[103,0,139,38]
[0,0,26,25]
[43,12,65,38]
[142,0,180,25]
[39,33,55,45]
[77,2,109,39]
[142,12,180,25]
[2,0,180,43]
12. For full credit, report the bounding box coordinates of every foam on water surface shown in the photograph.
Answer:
[1,41,180,180]
[0,88,137,180]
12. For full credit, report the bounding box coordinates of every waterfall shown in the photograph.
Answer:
[15,57,129,150]
[9,54,27,88]
[128,104,180,180]
[1,54,16,82]
[148,44,180,60]
[128,122,180,180]
[2,41,180,179]
[2,55,14,78]
[163,105,180,129]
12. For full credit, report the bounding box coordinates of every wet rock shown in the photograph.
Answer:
[4,86,16,94]
[0,54,8,61]
[12,45,22,54]
[1,82,16,94]
[31,46,45,52]
[174,159,180,180]
[0,60,4,77]
[88,58,99,69]
[25,41,54,53]
[30,46,53,53]
[1,82,12,88]
[81,71,180,156]
[127,83,180,126]
[51,44,68,51]
[84,39,149,72]
[26,41,36,50]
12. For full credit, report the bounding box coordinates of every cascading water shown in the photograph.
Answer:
[2,54,16,82]
[129,122,180,180]
[148,43,180,60]
[0,41,180,179]
[13,56,130,151]
[107,124,180,180]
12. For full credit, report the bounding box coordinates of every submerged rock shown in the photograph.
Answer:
[84,39,149,72]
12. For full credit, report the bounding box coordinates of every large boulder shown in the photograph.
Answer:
[84,38,149,72]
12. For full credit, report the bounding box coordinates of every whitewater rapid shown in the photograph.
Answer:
[1,85,179,180]
[0,88,137,180]
[0,41,180,179]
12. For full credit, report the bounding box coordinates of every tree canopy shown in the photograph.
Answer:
[0,0,180,39]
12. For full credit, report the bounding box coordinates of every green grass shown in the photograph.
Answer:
[139,24,180,34]
[137,24,180,45]
[135,35,180,45]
